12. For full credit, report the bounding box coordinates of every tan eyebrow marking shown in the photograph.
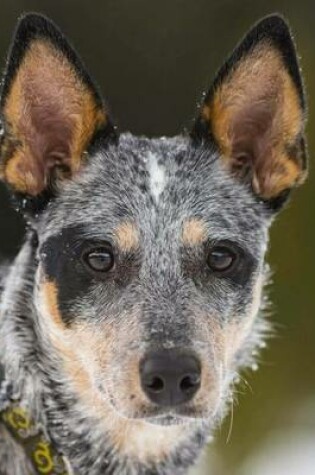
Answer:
[182,218,207,246]
[115,221,139,252]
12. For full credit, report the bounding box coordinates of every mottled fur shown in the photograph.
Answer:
[0,13,307,475]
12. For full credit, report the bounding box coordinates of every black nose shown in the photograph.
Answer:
[140,350,201,407]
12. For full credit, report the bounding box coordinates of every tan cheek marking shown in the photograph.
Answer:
[41,280,65,329]
[96,316,146,410]
[210,275,264,365]
[1,40,107,195]
[201,43,305,199]
[56,328,104,404]
[114,221,139,252]
[182,218,207,246]
[39,278,100,398]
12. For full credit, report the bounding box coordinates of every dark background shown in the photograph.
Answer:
[0,1,314,474]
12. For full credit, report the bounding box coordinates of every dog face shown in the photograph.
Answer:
[0,13,307,442]
[35,134,267,427]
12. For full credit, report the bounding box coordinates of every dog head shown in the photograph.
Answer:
[0,12,307,457]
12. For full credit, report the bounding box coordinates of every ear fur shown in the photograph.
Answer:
[0,13,116,199]
[192,14,307,208]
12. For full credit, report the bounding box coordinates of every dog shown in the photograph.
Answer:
[0,12,308,475]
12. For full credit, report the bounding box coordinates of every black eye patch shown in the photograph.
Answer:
[39,225,140,326]
[40,227,96,325]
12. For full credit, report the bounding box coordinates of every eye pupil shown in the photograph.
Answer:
[208,247,235,272]
[85,248,114,273]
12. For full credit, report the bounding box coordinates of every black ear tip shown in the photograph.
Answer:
[251,13,293,42]
[14,12,61,42]
[0,12,63,105]
[17,11,56,29]
[256,13,290,29]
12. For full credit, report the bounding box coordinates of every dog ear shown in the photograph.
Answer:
[0,13,116,199]
[192,14,307,209]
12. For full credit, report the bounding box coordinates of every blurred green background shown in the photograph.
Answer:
[0,1,314,474]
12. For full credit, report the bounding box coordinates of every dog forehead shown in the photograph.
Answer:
[41,133,269,249]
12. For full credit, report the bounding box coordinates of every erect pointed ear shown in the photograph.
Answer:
[192,14,307,208]
[0,13,116,200]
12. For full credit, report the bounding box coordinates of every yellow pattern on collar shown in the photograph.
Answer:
[1,404,71,474]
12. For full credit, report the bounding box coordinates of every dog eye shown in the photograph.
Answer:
[207,246,237,273]
[83,247,114,273]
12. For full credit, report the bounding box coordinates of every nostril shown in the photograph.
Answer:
[145,375,165,393]
[179,374,201,394]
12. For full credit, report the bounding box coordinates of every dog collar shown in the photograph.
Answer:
[0,364,72,475]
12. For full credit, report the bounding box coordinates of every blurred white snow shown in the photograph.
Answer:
[190,398,315,475]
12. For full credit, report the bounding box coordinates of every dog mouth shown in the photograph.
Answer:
[144,412,204,426]
[97,380,216,425]
[100,387,212,424]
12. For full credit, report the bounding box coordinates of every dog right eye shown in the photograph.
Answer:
[83,246,115,273]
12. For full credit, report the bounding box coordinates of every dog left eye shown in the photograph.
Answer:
[207,246,237,273]
[83,247,114,273]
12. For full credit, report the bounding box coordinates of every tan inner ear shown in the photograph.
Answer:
[201,43,306,199]
[1,40,107,195]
